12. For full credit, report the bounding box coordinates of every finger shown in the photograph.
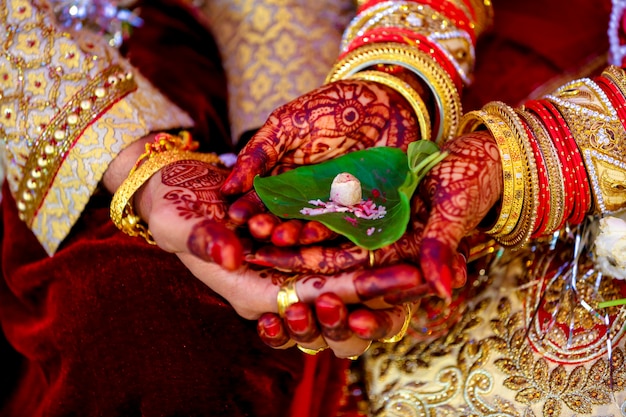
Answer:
[271,219,304,247]
[228,190,267,226]
[349,304,411,341]
[284,301,322,344]
[247,244,368,274]
[248,213,282,241]
[187,219,244,271]
[315,293,352,342]
[257,312,295,348]
[221,122,282,195]
[315,292,375,358]
[418,133,501,300]
[299,221,337,245]
[296,264,423,306]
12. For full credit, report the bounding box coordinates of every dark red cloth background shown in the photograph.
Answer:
[0,0,612,416]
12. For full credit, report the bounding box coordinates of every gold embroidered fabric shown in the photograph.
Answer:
[199,0,355,143]
[0,0,194,254]
[545,70,626,214]
[363,231,626,417]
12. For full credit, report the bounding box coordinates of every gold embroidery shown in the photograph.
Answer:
[365,241,626,417]
[199,0,354,143]
[16,65,137,224]
[1,0,194,253]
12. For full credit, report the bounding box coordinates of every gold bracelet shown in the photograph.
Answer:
[326,43,462,144]
[516,108,565,235]
[276,276,300,317]
[131,131,199,175]
[347,70,432,141]
[458,110,525,242]
[484,102,538,249]
[110,150,222,243]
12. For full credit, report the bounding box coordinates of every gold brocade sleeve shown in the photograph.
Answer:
[0,0,194,255]
[200,0,354,144]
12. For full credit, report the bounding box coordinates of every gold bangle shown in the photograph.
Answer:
[458,110,521,238]
[339,2,475,85]
[347,70,432,141]
[379,304,413,343]
[110,150,222,243]
[483,102,538,249]
[326,43,461,144]
[131,131,199,176]
[276,276,300,317]
[516,108,565,235]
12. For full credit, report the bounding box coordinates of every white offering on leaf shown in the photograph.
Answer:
[330,172,362,206]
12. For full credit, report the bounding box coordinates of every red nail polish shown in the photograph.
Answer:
[316,299,343,327]
[245,257,274,267]
[285,305,311,334]
[258,314,282,338]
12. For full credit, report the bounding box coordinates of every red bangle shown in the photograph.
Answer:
[524,100,577,230]
[516,111,550,237]
[356,0,477,43]
[341,26,463,90]
[542,100,592,225]
[595,74,626,131]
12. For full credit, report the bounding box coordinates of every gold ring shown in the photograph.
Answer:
[297,345,329,356]
[369,250,376,268]
[276,276,300,317]
[347,340,373,360]
[380,304,413,343]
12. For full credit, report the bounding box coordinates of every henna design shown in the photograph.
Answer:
[222,80,421,195]
[161,160,229,221]
[187,219,243,270]
[421,132,502,248]
[251,243,368,274]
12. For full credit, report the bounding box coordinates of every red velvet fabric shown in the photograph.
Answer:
[0,1,347,415]
[0,0,613,416]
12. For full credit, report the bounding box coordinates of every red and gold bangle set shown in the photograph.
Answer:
[459,67,626,249]
[327,0,494,144]
[332,1,625,250]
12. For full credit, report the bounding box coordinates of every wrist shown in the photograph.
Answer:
[103,133,156,195]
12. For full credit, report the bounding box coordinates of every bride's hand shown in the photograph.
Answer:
[245,132,503,301]
[220,79,421,198]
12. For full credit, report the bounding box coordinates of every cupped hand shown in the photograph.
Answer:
[245,131,503,301]
[221,79,421,196]
[134,157,244,271]
[251,264,422,358]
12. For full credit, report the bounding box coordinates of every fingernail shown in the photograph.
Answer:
[285,304,311,334]
[258,314,283,338]
[316,301,342,327]
[245,257,274,267]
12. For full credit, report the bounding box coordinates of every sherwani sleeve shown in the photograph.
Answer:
[0,0,194,255]
[198,0,355,144]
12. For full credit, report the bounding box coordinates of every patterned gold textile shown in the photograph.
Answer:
[363,228,626,417]
[199,0,354,143]
[0,0,194,254]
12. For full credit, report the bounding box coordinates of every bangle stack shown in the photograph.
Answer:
[462,66,626,249]
[327,0,488,144]
[110,132,222,244]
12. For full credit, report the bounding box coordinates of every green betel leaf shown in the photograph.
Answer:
[253,143,445,250]
[254,147,413,250]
